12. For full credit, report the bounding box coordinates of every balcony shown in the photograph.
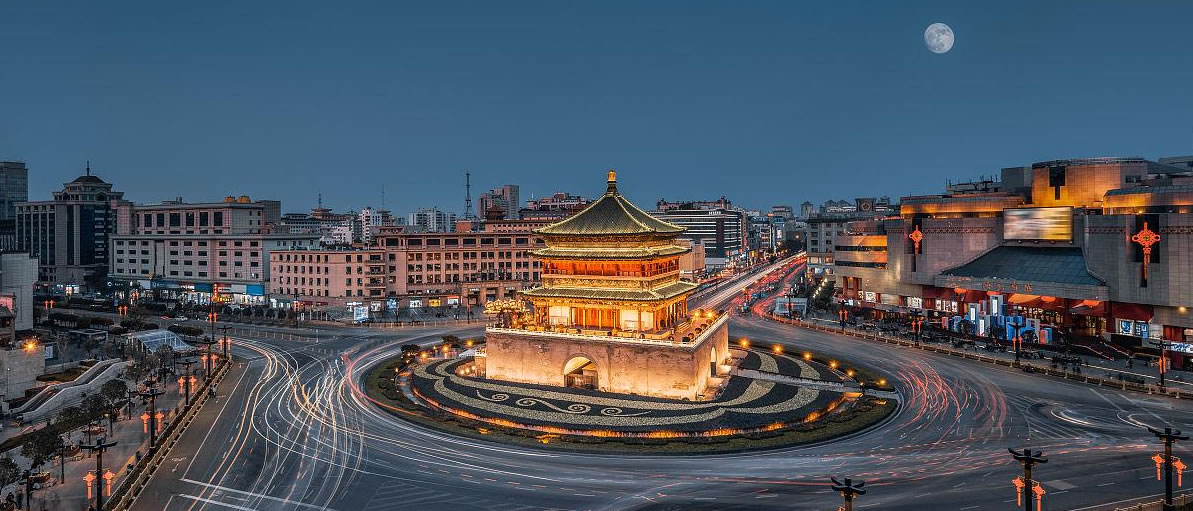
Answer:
[486,310,728,349]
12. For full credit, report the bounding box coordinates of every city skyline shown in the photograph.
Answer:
[3,2,1191,212]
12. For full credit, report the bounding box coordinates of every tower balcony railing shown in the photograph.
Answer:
[488,310,727,348]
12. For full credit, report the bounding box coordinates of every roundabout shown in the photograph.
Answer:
[366,344,899,454]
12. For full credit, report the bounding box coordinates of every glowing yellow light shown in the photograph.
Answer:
[739,339,750,348]
[846,370,855,377]
[802,352,812,361]
[829,361,839,369]
[772,344,783,354]
[878,378,887,386]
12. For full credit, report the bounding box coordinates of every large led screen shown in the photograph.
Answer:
[1003,207,1073,241]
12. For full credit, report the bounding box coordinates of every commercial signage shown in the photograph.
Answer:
[1119,319,1151,339]
[353,306,369,322]
[1168,342,1193,355]
[863,291,877,303]
[906,297,923,309]
[1004,207,1073,241]
[386,298,398,312]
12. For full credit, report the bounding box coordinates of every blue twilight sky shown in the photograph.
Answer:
[1,1,1191,214]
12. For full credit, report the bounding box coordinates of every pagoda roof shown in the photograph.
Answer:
[536,171,684,236]
[521,280,698,302]
[533,245,689,260]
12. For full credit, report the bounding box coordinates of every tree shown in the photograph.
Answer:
[100,380,127,405]
[56,406,85,436]
[20,429,61,469]
[82,394,108,422]
[0,458,18,491]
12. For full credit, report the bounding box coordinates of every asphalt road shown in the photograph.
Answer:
[131,269,1193,511]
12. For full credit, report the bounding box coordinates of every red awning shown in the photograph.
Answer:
[1070,302,1106,317]
[1110,302,1154,321]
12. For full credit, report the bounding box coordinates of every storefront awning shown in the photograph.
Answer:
[1110,302,1154,321]
[1007,294,1041,305]
[1070,301,1106,317]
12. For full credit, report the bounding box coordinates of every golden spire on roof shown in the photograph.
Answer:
[606,169,617,195]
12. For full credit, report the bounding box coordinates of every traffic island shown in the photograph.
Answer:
[364,348,898,454]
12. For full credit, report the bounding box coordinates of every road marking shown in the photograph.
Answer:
[1097,482,1116,487]
[177,494,260,511]
[180,478,339,510]
[960,506,980,510]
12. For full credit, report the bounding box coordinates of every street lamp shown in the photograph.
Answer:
[80,436,118,511]
[1010,448,1047,511]
[195,336,218,382]
[1149,339,1174,389]
[829,476,865,511]
[139,386,165,448]
[175,358,197,407]
[1149,426,1190,511]
[219,324,231,361]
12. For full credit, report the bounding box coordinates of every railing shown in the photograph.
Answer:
[488,313,729,349]
[758,311,1193,400]
[106,360,231,510]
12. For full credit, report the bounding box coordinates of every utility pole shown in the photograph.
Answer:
[1150,426,1189,511]
[139,386,165,449]
[81,436,118,511]
[1010,448,1047,511]
[830,476,865,511]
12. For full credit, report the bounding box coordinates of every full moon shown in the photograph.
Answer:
[924,23,954,54]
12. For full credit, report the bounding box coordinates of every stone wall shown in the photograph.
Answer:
[484,319,729,401]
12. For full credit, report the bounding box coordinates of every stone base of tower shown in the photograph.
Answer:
[482,314,730,401]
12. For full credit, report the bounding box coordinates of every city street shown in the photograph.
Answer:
[127,266,1193,511]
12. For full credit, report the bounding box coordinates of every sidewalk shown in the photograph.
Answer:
[2,380,193,510]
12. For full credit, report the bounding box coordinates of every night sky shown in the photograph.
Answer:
[1,1,1190,213]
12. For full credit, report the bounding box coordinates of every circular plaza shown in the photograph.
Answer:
[367,344,898,453]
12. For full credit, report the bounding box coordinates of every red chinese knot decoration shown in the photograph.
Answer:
[1131,221,1161,281]
[908,226,923,254]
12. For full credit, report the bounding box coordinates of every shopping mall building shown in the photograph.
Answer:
[824,156,1193,367]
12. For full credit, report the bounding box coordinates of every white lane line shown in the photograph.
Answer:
[177,495,258,511]
[180,478,340,510]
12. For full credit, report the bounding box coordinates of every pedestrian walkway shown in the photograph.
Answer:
[1,379,195,510]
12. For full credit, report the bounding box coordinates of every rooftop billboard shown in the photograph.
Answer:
[1004,207,1073,241]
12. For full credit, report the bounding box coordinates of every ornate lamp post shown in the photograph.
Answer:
[139,386,165,448]
[80,436,118,511]
[175,358,197,406]
[830,476,866,511]
[1010,448,1047,511]
[1150,426,1189,511]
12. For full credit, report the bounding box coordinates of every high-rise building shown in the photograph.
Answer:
[651,198,748,265]
[477,185,520,220]
[0,162,29,251]
[16,166,129,286]
[408,207,457,233]
[358,207,397,245]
